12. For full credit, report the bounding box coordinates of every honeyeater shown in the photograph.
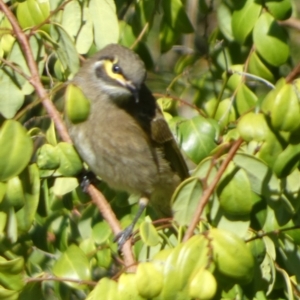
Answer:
[66,44,189,247]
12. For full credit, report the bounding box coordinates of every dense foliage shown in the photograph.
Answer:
[0,0,300,299]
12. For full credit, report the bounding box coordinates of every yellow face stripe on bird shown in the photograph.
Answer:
[102,58,126,83]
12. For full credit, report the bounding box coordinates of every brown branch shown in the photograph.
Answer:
[245,224,300,242]
[285,62,300,83]
[183,138,243,242]
[25,274,97,286]
[0,0,136,268]
[87,185,136,272]
[278,17,300,31]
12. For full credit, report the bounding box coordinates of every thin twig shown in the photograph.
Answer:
[278,17,300,31]
[130,22,149,50]
[28,0,72,36]
[245,225,300,242]
[229,70,275,89]
[153,92,205,115]
[0,56,31,80]
[183,138,243,242]
[25,274,97,286]
[286,62,300,83]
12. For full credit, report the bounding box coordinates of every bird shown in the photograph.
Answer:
[65,43,189,247]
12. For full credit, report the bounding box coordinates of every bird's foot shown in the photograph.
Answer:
[79,171,99,192]
[114,224,134,250]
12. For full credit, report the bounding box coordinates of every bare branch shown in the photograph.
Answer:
[183,138,243,242]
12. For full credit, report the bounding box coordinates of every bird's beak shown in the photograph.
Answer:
[115,77,140,103]
[125,82,139,103]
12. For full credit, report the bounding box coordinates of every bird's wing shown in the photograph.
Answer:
[130,83,189,181]
[151,106,189,181]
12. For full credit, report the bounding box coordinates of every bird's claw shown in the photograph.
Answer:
[114,224,134,250]
[80,171,98,192]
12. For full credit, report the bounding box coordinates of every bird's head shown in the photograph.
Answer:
[76,44,146,103]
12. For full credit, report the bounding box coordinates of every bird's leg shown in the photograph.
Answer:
[115,197,149,250]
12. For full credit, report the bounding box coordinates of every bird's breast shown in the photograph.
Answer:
[68,98,172,196]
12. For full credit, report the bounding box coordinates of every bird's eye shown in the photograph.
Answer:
[112,64,121,74]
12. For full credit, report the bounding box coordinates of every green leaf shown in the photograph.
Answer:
[172,177,203,226]
[158,243,185,299]
[278,236,300,284]
[176,235,209,291]
[136,262,164,298]
[0,182,6,204]
[224,64,243,91]
[17,0,50,33]
[76,6,93,54]
[86,278,118,300]
[89,0,119,50]
[266,0,292,20]
[217,216,250,238]
[16,164,40,233]
[53,244,91,289]
[217,3,233,41]
[8,34,45,95]
[7,207,17,243]
[65,84,91,124]
[232,0,261,44]
[3,176,25,209]
[235,84,258,115]
[233,153,281,200]
[237,112,271,142]
[61,0,81,38]
[0,120,33,182]
[139,220,160,247]
[52,177,78,196]
[132,0,156,37]
[253,12,289,66]
[159,19,180,53]
[36,144,60,170]
[259,253,276,294]
[218,164,253,217]
[96,248,112,269]
[161,0,194,33]
[261,82,300,132]
[79,238,96,255]
[248,51,275,83]
[118,273,144,300]
[119,21,136,48]
[205,98,236,131]
[56,142,82,176]
[0,17,15,54]
[18,282,43,300]
[273,143,300,178]
[0,256,24,291]
[210,228,254,284]
[0,287,19,300]
[178,116,218,164]
[257,133,283,168]
[92,222,112,245]
[52,25,80,75]
[0,70,24,119]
